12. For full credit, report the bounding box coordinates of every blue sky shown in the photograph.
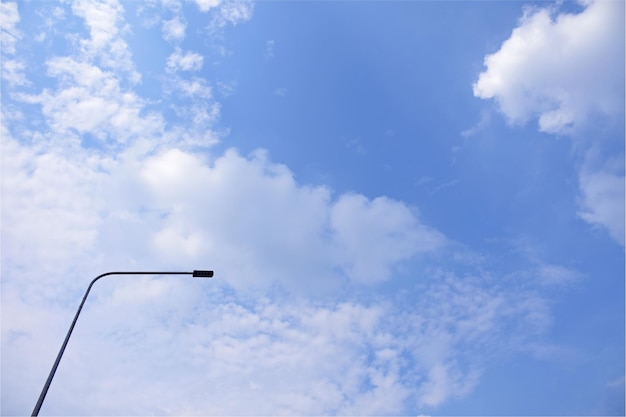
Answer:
[1,0,624,415]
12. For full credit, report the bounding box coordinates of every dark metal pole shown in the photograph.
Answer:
[31,270,213,416]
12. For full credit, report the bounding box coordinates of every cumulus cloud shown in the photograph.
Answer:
[473,0,625,245]
[132,148,444,292]
[474,0,624,135]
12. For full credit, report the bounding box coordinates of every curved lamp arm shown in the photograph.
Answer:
[32,270,213,416]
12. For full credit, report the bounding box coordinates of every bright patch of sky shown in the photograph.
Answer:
[1,0,623,415]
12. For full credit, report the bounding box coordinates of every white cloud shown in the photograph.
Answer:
[0,130,106,299]
[14,4,219,152]
[16,57,163,145]
[1,1,20,54]
[461,110,490,138]
[209,0,254,31]
[166,48,204,73]
[197,0,253,56]
[473,0,624,135]
[1,239,551,415]
[165,75,222,140]
[194,0,221,13]
[265,39,275,59]
[216,79,237,97]
[175,77,213,98]
[331,194,445,284]
[72,0,141,83]
[132,148,445,292]
[162,15,186,42]
[418,362,481,407]
[537,264,583,286]
[72,0,122,50]
[1,2,28,87]
[431,178,459,195]
[1,111,557,416]
[2,58,28,87]
[473,0,625,245]
[0,1,572,415]
[4,124,553,414]
[274,87,288,96]
[578,158,625,245]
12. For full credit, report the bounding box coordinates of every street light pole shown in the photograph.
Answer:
[31,270,214,417]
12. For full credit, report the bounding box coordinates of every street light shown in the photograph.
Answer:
[31,270,214,417]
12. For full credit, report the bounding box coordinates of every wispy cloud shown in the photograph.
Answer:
[265,39,275,59]
[273,86,288,96]
[578,157,625,245]
[346,136,365,155]
[216,79,237,97]
[430,178,459,195]
[461,110,490,138]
